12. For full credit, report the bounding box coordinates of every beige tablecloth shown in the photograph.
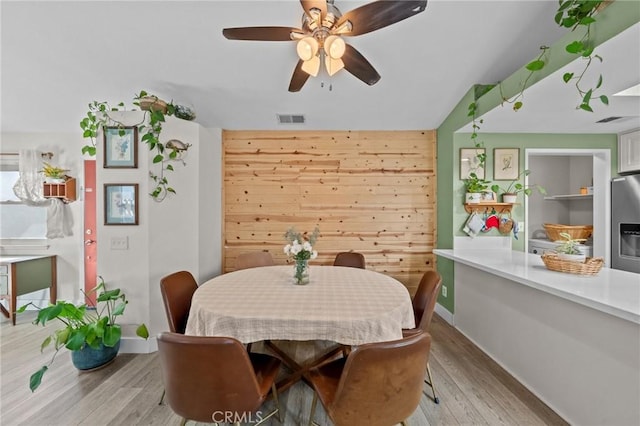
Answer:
[185,265,415,345]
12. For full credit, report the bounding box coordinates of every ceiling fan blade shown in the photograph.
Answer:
[223,26,303,41]
[300,0,327,20]
[342,44,381,86]
[335,0,428,37]
[289,60,311,92]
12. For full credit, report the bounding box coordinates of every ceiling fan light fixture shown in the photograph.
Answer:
[324,35,346,59]
[325,56,344,76]
[302,56,321,77]
[296,37,319,61]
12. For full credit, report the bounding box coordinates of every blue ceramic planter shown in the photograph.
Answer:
[71,339,120,371]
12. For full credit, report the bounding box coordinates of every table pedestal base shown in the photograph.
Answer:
[262,340,346,394]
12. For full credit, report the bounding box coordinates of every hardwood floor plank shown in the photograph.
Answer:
[1,312,567,426]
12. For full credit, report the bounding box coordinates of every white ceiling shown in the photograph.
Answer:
[1,1,635,135]
[459,21,640,134]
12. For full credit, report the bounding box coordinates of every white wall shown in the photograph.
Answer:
[2,120,223,350]
[0,132,86,304]
[94,114,222,352]
[454,262,640,425]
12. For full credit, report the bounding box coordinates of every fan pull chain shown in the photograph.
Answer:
[319,80,333,91]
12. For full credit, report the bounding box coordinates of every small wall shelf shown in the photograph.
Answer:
[43,178,76,203]
[464,202,516,214]
[544,194,593,201]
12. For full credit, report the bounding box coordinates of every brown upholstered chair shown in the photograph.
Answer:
[403,270,443,403]
[160,270,198,334]
[157,332,281,426]
[333,252,366,269]
[235,251,275,270]
[158,270,199,405]
[307,332,431,426]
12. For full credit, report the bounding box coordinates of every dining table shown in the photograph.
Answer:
[185,265,415,344]
[185,264,416,391]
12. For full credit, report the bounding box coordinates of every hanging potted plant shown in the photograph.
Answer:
[17,277,149,392]
[79,90,194,202]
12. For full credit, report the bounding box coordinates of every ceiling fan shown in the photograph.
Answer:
[222,0,428,92]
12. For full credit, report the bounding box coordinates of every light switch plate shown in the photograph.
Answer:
[110,236,128,250]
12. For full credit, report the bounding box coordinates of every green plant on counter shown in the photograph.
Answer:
[554,232,584,254]
[491,169,546,197]
[79,90,192,202]
[17,277,149,392]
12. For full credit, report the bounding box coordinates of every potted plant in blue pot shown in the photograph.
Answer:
[17,277,149,391]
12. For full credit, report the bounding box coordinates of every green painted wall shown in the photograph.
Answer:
[453,132,618,252]
[435,1,639,315]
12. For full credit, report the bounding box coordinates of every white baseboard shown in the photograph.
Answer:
[121,335,157,354]
[434,303,454,325]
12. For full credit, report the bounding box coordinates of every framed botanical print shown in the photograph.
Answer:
[104,184,138,225]
[460,148,485,179]
[493,148,519,180]
[104,126,138,168]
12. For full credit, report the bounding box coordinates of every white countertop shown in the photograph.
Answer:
[0,255,51,264]
[434,249,640,324]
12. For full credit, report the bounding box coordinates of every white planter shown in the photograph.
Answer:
[465,192,482,204]
[557,253,586,263]
[502,193,518,203]
[44,177,65,184]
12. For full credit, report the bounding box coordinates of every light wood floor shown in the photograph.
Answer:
[1,312,567,426]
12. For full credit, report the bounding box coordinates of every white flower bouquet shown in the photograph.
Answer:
[284,227,319,284]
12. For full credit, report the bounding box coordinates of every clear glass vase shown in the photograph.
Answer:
[293,259,310,285]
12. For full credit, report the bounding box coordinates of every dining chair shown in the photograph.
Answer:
[157,332,282,426]
[333,252,366,269]
[160,270,198,334]
[403,270,443,403]
[235,251,275,270]
[158,270,198,405]
[306,331,431,426]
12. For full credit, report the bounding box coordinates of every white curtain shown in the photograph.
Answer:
[12,149,73,238]
[12,149,47,205]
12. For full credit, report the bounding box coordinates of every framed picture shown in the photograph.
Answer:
[104,126,138,168]
[494,148,519,180]
[104,184,138,225]
[460,148,485,179]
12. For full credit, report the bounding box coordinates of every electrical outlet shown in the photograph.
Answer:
[442,286,447,297]
[110,236,128,250]
[518,222,525,230]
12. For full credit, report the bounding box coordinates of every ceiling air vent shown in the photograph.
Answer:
[596,116,623,123]
[277,114,305,124]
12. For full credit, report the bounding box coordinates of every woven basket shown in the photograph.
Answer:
[138,96,168,114]
[541,253,604,276]
[543,223,593,241]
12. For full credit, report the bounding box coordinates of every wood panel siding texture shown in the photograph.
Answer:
[222,130,437,294]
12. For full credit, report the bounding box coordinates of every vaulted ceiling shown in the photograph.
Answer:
[1,1,637,135]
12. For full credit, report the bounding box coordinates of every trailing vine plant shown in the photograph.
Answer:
[555,0,608,111]
[483,0,607,117]
[80,90,190,202]
[466,0,608,169]
[467,101,486,169]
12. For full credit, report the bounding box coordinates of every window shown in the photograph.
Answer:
[0,163,47,239]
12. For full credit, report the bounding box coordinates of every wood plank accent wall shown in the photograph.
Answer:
[222,130,437,295]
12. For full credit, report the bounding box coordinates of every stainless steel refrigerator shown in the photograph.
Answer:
[611,174,640,273]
